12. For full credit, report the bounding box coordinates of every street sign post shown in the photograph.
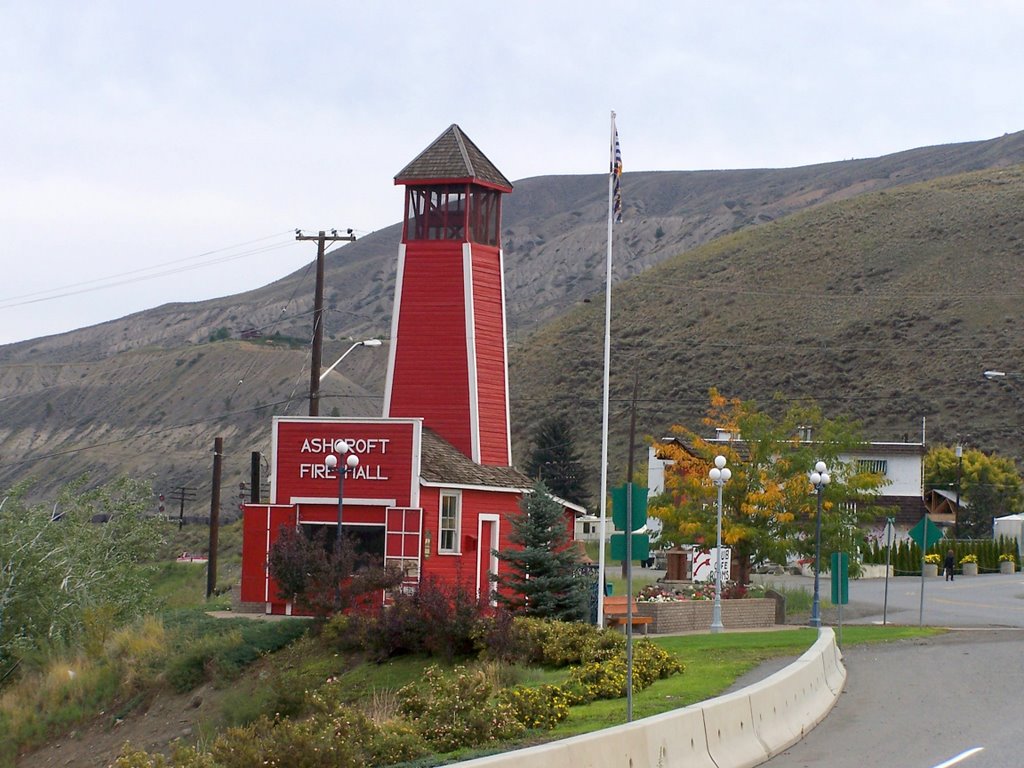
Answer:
[611,484,648,531]
[611,533,651,561]
[908,515,944,626]
[831,552,849,646]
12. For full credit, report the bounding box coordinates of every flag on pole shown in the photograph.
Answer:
[611,124,623,223]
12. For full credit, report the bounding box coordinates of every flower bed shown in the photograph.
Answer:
[635,598,777,633]
[635,583,777,633]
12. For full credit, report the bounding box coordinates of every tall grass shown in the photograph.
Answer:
[1,610,308,764]
[761,580,823,613]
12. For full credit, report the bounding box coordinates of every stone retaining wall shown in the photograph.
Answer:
[636,598,777,633]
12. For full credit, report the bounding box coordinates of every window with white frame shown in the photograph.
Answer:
[439,491,461,553]
[857,459,888,476]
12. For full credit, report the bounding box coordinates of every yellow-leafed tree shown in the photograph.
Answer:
[648,390,888,583]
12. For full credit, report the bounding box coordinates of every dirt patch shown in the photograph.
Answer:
[16,685,221,768]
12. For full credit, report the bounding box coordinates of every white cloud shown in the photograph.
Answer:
[2,1,1023,344]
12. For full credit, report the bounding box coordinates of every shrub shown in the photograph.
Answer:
[498,684,572,730]
[398,664,524,752]
[959,553,978,564]
[478,615,623,667]
[118,707,429,768]
[267,526,403,620]
[565,659,626,701]
[564,638,683,702]
[349,577,492,661]
[999,553,1017,563]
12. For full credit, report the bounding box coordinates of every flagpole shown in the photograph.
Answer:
[596,111,617,624]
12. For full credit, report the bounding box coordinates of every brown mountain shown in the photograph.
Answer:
[2,131,1023,508]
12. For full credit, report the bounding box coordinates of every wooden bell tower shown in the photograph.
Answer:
[384,125,514,466]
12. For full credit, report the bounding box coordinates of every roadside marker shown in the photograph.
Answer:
[931,747,984,768]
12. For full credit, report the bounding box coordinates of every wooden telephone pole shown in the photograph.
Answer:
[296,229,356,416]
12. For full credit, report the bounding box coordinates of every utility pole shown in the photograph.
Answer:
[296,229,356,416]
[168,486,198,529]
[207,436,223,600]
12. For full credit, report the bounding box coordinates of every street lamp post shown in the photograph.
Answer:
[809,461,831,629]
[708,455,732,634]
[954,442,963,539]
[324,441,360,555]
[319,338,383,382]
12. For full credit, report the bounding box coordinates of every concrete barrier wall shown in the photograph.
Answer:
[451,628,845,768]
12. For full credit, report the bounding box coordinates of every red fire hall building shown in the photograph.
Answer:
[240,126,583,614]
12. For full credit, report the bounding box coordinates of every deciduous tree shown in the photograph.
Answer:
[648,390,887,582]
[268,526,402,618]
[0,477,165,668]
[924,445,1023,537]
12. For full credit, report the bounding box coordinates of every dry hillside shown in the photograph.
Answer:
[1,132,1023,506]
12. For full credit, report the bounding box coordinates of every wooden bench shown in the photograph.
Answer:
[603,595,653,634]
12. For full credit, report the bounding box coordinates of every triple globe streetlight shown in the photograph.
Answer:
[708,455,732,634]
[325,443,360,553]
[808,461,831,629]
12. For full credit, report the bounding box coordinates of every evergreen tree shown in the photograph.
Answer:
[524,415,589,508]
[493,481,589,621]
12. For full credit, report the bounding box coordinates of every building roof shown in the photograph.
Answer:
[653,434,925,460]
[420,427,531,489]
[419,428,587,514]
[927,488,970,507]
[394,124,513,191]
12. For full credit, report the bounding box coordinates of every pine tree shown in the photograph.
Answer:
[493,481,590,621]
[524,415,589,508]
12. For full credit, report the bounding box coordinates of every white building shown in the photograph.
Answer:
[647,429,927,538]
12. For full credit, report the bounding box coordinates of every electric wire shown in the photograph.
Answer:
[0,231,301,309]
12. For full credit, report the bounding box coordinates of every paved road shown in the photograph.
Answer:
[762,629,1024,768]
[751,571,1024,628]
[743,572,1024,768]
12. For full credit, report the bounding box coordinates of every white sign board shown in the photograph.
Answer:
[691,547,731,583]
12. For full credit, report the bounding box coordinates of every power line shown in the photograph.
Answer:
[0,231,301,310]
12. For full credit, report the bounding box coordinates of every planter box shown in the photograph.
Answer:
[923,563,939,577]
[860,564,892,579]
[635,598,777,634]
[961,562,978,576]
[1000,561,1016,574]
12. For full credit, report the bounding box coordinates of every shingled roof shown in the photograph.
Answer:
[420,427,530,489]
[395,124,512,191]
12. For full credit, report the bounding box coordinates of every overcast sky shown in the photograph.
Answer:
[3,1,1023,346]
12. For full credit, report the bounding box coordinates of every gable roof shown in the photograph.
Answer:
[395,124,513,191]
[419,428,587,514]
[420,427,530,489]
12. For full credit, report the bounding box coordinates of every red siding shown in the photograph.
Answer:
[272,419,418,508]
[240,504,297,607]
[389,242,473,457]
[470,246,510,465]
[419,486,522,593]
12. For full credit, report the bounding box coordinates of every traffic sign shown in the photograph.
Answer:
[611,483,648,531]
[908,516,943,551]
[611,532,650,561]
[831,552,849,605]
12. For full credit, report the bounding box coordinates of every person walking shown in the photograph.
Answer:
[944,549,956,582]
